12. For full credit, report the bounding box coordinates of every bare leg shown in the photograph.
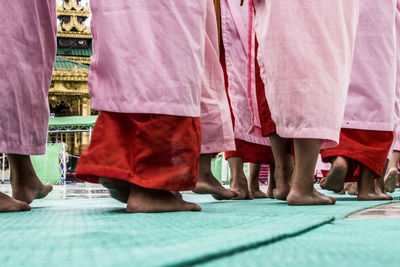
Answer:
[193,154,237,200]
[8,154,53,204]
[320,156,348,193]
[376,159,388,193]
[269,134,293,200]
[266,163,276,198]
[248,163,267,198]
[0,192,30,212]
[384,152,400,193]
[358,164,392,201]
[126,184,201,213]
[287,138,335,205]
[228,157,252,200]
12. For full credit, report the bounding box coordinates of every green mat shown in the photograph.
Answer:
[0,193,397,267]
[200,218,400,267]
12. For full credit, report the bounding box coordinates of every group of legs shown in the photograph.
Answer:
[321,156,394,200]
[320,130,395,201]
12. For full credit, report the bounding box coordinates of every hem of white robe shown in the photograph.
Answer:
[235,132,270,146]
[341,121,394,132]
[0,141,46,155]
[91,98,200,118]
[275,126,339,150]
[201,139,236,154]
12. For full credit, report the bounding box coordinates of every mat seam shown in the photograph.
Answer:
[165,217,335,267]
[342,201,396,219]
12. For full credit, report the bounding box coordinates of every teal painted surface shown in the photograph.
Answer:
[1,192,398,267]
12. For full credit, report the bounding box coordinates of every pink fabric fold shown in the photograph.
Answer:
[0,0,57,155]
[254,0,359,149]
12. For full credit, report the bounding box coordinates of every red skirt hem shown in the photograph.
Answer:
[321,129,393,180]
[225,139,274,163]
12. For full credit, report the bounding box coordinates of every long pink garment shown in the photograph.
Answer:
[220,0,269,146]
[200,0,235,153]
[0,1,57,155]
[89,0,234,153]
[254,0,359,149]
[343,0,397,132]
[392,1,400,151]
[89,1,207,117]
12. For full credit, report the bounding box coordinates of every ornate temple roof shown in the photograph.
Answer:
[53,56,89,82]
[57,0,91,39]
[54,56,89,70]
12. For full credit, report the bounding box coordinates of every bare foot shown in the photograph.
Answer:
[344,182,358,195]
[230,173,253,200]
[8,154,53,204]
[273,183,290,200]
[248,163,267,198]
[358,164,392,201]
[126,184,201,213]
[320,156,347,193]
[251,188,267,198]
[358,190,393,201]
[227,157,252,200]
[271,161,292,200]
[193,172,237,200]
[384,168,398,193]
[270,161,291,200]
[0,192,30,212]
[287,188,336,206]
[100,177,130,203]
[196,154,237,200]
[373,185,393,200]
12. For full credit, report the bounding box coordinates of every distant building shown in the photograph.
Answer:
[49,0,94,155]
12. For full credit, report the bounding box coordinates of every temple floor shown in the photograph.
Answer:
[1,185,399,267]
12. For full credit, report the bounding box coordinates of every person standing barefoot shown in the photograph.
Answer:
[0,1,57,211]
[213,0,274,200]
[320,0,398,201]
[254,0,359,205]
[193,0,237,201]
[76,0,235,213]
[385,5,400,194]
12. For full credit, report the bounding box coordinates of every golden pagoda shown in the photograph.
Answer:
[49,0,94,156]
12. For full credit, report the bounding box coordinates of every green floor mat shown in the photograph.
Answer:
[0,195,396,267]
[200,218,400,267]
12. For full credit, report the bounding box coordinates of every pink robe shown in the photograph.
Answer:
[343,0,398,133]
[0,1,57,155]
[254,0,359,149]
[200,0,235,154]
[393,2,400,152]
[220,0,269,146]
[89,0,234,154]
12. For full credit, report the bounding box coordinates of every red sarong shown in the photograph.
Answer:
[75,112,201,191]
[321,128,393,180]
[225,138,274,163]
[255,39,276,136]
